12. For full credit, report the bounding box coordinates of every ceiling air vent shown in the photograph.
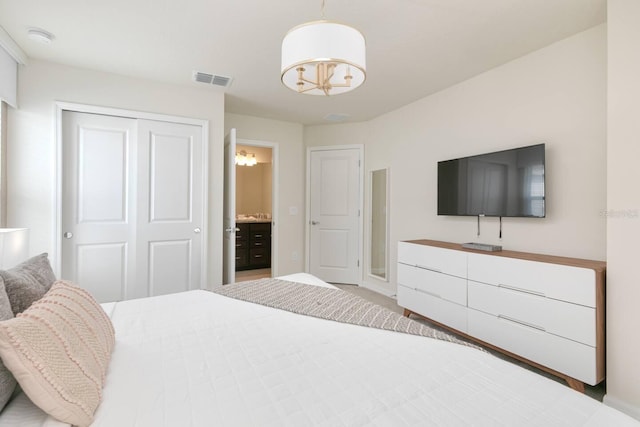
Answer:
[192,71,233,88]
[324,113,350,122]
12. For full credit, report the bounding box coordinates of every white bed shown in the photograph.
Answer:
[1,273,638,426]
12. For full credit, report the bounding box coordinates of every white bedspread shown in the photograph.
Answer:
[2,275,638,426]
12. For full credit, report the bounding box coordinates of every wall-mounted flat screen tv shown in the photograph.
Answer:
[437,143,545,218]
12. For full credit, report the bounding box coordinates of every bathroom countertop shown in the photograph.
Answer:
[236,218,272,224]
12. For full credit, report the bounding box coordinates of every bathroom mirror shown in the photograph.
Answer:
[369,168,389,281]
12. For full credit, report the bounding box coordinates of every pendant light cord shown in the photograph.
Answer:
[321,0,325,18]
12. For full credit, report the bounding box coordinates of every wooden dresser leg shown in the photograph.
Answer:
[566,377,585,393]
[403,308,412,318]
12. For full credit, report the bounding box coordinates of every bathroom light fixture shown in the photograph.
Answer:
[281,0,366,96]
[235,150,257,166]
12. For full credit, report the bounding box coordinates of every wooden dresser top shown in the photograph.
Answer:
[403,239,606,272]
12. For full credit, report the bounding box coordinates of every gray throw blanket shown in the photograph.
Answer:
[213,278,482,350]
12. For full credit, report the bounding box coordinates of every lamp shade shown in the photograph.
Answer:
[281,20,366,95]
[0,228,29,269]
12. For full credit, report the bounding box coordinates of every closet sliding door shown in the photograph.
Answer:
[61,111,204,302]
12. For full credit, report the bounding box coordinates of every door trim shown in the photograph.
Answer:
[305,144,364,284]
[236,138,279,277]
[54,102,209,287]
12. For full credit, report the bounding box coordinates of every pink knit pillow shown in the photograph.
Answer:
[0,281,115,427]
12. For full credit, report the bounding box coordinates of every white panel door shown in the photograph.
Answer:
[136,119,203,298]
[61,112,204,302]
[309,148,360,284]
[61,112,137,303]
[222,129,237,285]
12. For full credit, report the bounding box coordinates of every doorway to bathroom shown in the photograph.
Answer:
[233,141,276,283]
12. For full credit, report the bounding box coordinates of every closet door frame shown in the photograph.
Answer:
[54,101,209,286]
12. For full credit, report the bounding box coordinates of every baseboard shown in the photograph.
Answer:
[603,394,640,421]
[360,281,396,298]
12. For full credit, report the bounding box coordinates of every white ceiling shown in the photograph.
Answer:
[0,0,606,125]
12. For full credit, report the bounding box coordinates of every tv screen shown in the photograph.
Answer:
[437,144,545,218]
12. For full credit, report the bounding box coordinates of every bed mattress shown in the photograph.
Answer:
[1,274,638,426]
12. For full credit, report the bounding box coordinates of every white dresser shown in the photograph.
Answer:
[397,239,605,391]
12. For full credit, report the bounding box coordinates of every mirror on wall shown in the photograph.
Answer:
[369,168,389,281]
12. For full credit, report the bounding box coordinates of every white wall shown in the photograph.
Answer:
[225,113,305,275]
[605,0,640,418]
[306,25,607,296]
[236,163,272,215]
[7,59,225,285]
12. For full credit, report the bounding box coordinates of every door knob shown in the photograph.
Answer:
[63,232,73,239]
[194,228,201,234]
[311,221,320,225]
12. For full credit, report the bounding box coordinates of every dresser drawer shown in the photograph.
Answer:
[468,280,595,346]
[249,248,270,266]
[250,231,270,240]
[235,249,248,268]
[236,224,249,241]
[467,309,597,385]
[250,222,271,237]
[397,262,467,306]
[467,253,596,307]
[398,284,467,333]
[250,240,268,249]
[398,241,466,279]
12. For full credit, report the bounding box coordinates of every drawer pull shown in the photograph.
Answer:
[415,288,441,299]
[498,283,545,297]
[415,264,442,273]
[254,242,262,246]
[254,234,263,238]
[498,314,546,332]
[254,255,263,258]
